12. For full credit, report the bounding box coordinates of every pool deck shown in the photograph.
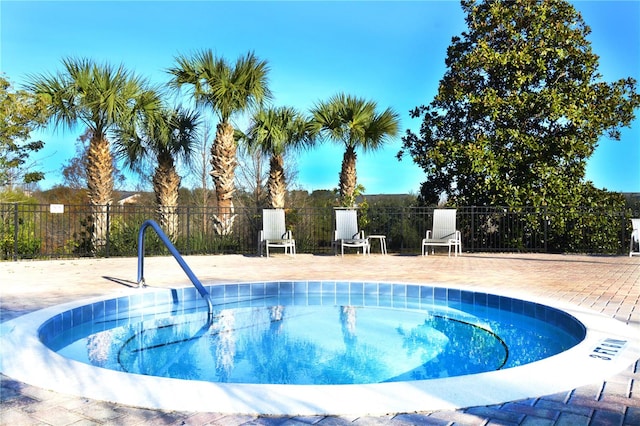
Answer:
[1,252,638,425]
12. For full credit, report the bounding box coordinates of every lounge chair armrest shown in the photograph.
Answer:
[282,230,292,240]
[425,230,432,239]
[445,231,462,244]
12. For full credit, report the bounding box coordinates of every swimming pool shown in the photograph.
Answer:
[42,281,583,385]
[2,281,639,415]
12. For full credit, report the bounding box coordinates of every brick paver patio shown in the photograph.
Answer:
[1,253,638,425]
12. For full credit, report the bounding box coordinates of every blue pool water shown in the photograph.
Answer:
[39,281,585,385]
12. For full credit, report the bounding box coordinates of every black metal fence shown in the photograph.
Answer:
[1,203,637,260]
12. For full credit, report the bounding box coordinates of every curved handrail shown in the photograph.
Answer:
[137,219,213,320]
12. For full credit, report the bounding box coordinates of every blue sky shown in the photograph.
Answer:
[1,1,639,195]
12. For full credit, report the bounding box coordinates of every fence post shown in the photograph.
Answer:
[186,206,191,255]
[543,205,548,253]
[621,212,626,255]
[12,203,18,261]
[105,204,110,258]
[401,207,406,252]
[471,206,475,252]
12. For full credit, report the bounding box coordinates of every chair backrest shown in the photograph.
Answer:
[432,209,457,240]
[262,209,286,240]
[335,209,360,240]
[632,218,640,241]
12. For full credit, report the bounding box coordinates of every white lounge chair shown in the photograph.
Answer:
[630,218,640,257]
[422,209,462,257]
[258,209,296,257]
[333,209,369,256]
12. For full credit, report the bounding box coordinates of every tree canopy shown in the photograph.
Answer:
[244,106,315,208]
[311,93,399,206]
[399,0,640,207]
[167,50,271,234]
[115,105,200,239]
[26,58,159,207]
[0,76,47,189]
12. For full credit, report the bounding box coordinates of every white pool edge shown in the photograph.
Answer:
[1,283,638,416]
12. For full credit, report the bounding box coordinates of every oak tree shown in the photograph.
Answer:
[400,0,640,207]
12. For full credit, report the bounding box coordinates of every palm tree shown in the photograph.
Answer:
[116,105,200,240]
[167,50,271,235]
[27,57,159,248]
[311,93,400,206]
[244,107,314,209]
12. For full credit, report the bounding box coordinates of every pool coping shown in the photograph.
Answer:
[1,281,639,416]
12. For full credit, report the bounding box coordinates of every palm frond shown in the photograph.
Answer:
[310,92,400,202]
[311,92,399,150]
[167,49,271,124]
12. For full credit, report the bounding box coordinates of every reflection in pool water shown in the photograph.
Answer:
[44,285,582,385]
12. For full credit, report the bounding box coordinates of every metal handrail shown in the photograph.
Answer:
[137,219,213,320]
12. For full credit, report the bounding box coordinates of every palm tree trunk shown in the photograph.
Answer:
[268,154,286,209]
[210,122,237,235]
[339,145,358,206]
[153,155,181,241]
[86,134,114,250]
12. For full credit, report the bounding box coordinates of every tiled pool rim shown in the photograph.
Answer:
[39,281,587,345]
[2,281,639,416]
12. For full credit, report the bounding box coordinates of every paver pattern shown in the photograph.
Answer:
[1,253,638,425]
